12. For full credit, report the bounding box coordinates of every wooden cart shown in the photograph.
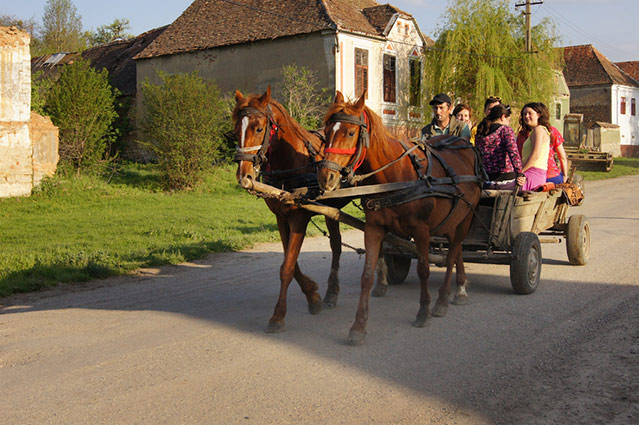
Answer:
[241,179,590,295]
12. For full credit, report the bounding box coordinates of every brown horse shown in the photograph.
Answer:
[234,87,353,332]
[318,91,482,344]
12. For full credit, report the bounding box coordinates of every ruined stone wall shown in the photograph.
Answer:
[30,111,58,185]
[0,27,32,197]
[0,26,58,197]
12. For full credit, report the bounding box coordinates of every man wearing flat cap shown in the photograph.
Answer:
[421,93,471,141]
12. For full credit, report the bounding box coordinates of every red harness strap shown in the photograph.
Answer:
[324,111,369,172]
[325,146,357,155]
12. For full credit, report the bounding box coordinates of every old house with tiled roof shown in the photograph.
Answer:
[563,44,639,156]
[134,0,427,137]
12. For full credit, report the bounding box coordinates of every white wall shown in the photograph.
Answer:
[611,84,639,146]
[336,16,424,137]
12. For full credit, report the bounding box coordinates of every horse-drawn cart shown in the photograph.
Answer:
[241,178,590,295]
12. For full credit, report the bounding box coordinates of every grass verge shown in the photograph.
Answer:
[577,157,639,181]
[0,163,363,297]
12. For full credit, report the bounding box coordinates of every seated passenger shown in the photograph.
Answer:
[516,103,552,191]
[470,95,503,145]
[475,104,523,190]
[517,125,569,184]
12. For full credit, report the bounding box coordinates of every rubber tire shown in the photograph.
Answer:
[384,254,411,285]
[566,214,590,265]
[510,232,542,295]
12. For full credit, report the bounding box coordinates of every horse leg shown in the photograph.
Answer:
[347,225,384,345]
[432,241,457,318]
[267,215,321,333]
[413,233,432,327]
[323,217,341,307]
[289,217,323,314]
[433,212,474,316]
[451,214,474,306]
[372,248,389,297]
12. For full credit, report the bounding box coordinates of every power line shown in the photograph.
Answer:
[539,2,627,59]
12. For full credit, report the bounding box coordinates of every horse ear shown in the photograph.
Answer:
[333,91,345,105]
[354,89,367,112]
[258,86,271,106]
[234,90,244,104]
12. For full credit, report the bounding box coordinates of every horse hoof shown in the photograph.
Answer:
[265,320,285,333]
[372,283,388,298]
[432,303,448,317]
[412,314,430,328]
[347,329,366,345]
[308,299,322,315]
[412,319,429,328]
[452,294,469,306]
[324,293,338,308]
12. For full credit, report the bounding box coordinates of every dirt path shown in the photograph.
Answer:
[1,176,639,424]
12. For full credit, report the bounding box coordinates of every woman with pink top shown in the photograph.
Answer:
[516,103,551,191]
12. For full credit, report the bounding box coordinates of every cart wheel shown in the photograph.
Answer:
[510,232,541,294]
[566,214,590,265]
[384,254,411,285]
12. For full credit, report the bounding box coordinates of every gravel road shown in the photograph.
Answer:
[1,175,638,424]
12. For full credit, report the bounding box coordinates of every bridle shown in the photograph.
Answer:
[234,105,278,173]
[317,111,370,184]
[234,104,327,189]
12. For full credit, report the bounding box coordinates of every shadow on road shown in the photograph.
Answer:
[2,240,638,424]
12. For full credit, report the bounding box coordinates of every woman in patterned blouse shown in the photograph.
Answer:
[474,104,523,190]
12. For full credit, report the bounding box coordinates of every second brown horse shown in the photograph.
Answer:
[318,91,482,344]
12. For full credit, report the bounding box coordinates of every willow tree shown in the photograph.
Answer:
[423,0,561,117]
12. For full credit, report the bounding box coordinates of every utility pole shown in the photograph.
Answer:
[515,0,543,53]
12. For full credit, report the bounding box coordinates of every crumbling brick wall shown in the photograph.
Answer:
[0,26,58,197]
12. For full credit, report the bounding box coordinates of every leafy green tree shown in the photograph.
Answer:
[89,18,133,47]
[141,71,231,190]
[45,58,118,173]
[31,71,54,115]
[423,0,561,116]
[38,0,86,55]
[280,64,331,129]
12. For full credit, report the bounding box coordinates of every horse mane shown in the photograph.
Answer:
[323,99,395,158]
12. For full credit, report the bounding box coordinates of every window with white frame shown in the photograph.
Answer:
[355,48,368,98]
[409,57,421,107]
[383,54,396,103]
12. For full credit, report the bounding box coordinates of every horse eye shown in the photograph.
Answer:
[256,127,264,133]
[348,131,355,137]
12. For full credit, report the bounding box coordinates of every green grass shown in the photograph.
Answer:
[4,156,637,298]
[577,157,639,181]
[0,163,363,297]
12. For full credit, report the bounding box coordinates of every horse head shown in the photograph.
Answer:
[232,86,275,187]
[318,90,370,192]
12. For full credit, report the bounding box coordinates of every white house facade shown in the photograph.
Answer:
[611,83,639,146]
[134,0,427,138]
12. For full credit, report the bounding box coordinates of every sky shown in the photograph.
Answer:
[1,0,637,62]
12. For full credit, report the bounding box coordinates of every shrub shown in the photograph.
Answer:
[280,64,331,129]
[141,71,231,190]
[44,58,118,174]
